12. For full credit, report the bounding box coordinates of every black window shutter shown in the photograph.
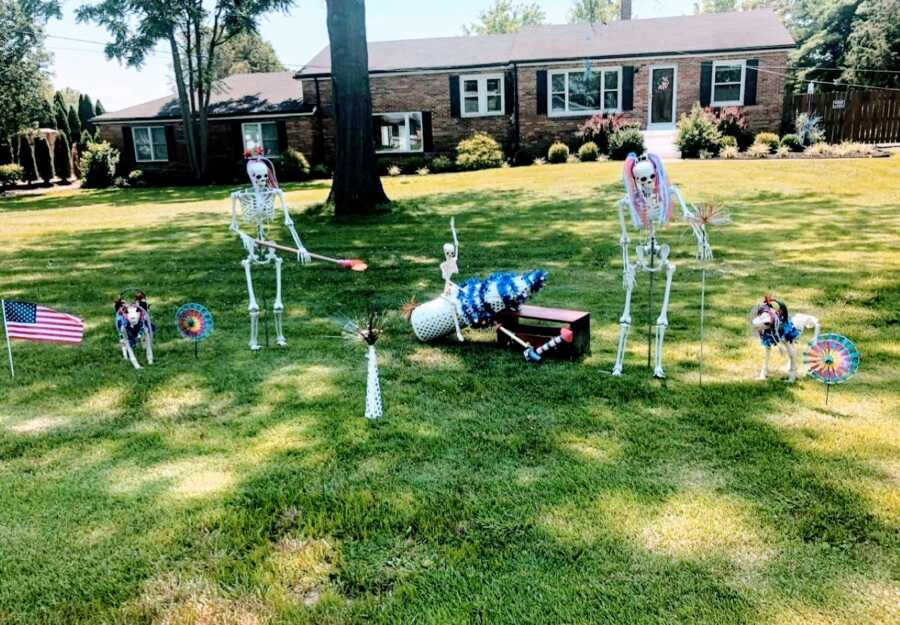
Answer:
[536,70,547,115]
[505,70,515,115]
[232,121,245,159]
[744,59,759,106]
[422,111,433,151]
[700,61,713,107]
[622,66,634,111]
[164,125,175,161]
[121,126,135,170]
[276,120,288,154]
[449,75,461,118]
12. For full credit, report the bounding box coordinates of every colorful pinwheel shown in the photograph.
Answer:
[175,303,214,357]
[804,333,859,404]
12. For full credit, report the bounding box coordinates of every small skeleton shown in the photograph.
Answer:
[612,152,706,378]
[230,154,311,351]
[750,296,819,382]
[439,218,464,342]
[114,291,154,369]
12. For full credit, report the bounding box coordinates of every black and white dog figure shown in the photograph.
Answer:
[750,295,819,382]
[115,291,154,369]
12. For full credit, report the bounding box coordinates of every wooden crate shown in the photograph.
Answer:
[496,305,590,361]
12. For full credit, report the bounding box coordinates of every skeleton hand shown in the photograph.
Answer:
[239,232,257,256]
[296,243,311,265]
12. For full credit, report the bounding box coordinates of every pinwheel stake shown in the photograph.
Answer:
[804,334,859,405]
[685,203,731,386]
[175,303,214,358]
[334,312,383,419]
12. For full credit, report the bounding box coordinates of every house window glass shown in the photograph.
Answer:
[459,73,505,117]
[242,122,279,155]
[132,126,168,162]
[712,61,745,106]
[548,68,622,116]
[373,112,423,153]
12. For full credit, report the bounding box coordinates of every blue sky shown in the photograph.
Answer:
[48,0,696,111]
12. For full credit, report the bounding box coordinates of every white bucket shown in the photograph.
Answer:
[410,296,460,342]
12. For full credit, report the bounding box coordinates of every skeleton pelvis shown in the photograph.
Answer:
[636,242,670,269]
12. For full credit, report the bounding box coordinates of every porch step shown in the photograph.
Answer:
[642,129,681,160]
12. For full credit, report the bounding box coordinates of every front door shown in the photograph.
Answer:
[648,65,677,128]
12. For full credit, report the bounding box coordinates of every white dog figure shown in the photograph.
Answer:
[115,292,154,369]
[750,296,819,381]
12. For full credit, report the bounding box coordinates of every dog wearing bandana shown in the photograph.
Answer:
[750,295,819,381]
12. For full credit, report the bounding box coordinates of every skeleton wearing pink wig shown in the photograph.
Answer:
[229,152,311,351]
[612,152,702,378]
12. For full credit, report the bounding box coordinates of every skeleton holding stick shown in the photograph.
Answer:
[439,218,464,342]
[229,152,311,351]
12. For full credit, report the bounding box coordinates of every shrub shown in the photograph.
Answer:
[719,135,737,149]
[309,164,331,179]
[416,167,430,176]
[128,169,145,187]
[675,104,721,158]
[34,137,55,184]
[776,146,790,159]
[719,145,739,159]
[79,141,119,188]
[455,132,504,170]
[400,156,428,174]
[754,132,780,153]
[713,107,752,149]
[547,141,570,163]
[17,136,38,184]
[429,155,454,173]
[113,176,128,188]
[795,112,825,146]
[79,129,93,147]
[747,142,770,158]
[0,141,13,165]
[608,126,645,160]
[805,142,835,157]
[834,142,879,157]
[780,134,804,152]
[387,165,402,177]
[577,141,599,162]
[0,163,24,187]
[575,112,624,154]
[53,133,72,183]
[532,157,547,166]
[278,148,310,182]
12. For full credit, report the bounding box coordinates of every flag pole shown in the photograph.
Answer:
[1,300,14,378]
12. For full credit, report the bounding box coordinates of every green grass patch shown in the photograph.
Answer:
[1,158,898,624]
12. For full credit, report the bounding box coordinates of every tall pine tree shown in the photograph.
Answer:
[79,94,95,133]
[53,101,70,137]
[67,105,81,138]
[34,135,55,183]
[17,135,38,184]
[53,131,72,183]
[94,100,105,116]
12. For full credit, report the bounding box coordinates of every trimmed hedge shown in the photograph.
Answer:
[547,141,570,164]
[608,126,646,160]
[577,141,599,162]
[455,132,504,170]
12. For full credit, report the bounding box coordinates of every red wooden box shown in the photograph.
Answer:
[496,305,590,360]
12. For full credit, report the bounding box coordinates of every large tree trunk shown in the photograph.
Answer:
[325,0,389,215]
[168,29,200,180]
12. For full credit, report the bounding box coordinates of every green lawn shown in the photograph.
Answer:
[0,158,898,625]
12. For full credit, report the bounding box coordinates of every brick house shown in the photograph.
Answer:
[95,10,794,176]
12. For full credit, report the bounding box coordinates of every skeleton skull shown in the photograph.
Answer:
[443,242,456,258]
[247,160,270,191]
[632,158,656,198]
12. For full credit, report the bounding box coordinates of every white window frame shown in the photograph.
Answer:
[373,112,424,154]
[548,66,623,117]
[132,126,168,162]
[711,59,746,107]
[460,73,505,118]
[241,121,280,155]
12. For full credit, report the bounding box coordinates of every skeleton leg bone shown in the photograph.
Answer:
[786,342,798,382]
[759,346,771,380]
[243,258,261,351]
[613,267,636,376]
[653,262,675,379]
[273,255,286,346]
[123,340,141,369]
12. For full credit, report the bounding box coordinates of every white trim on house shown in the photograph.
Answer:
[711,59,746,107]
[459,73,505,117]
[94,110,316,126]
[547,66,622,118]
[132,125,168,162]
[373,111,424,154]
[646,64,678,129]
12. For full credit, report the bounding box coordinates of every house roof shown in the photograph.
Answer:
[93,71,313,123]
[296,9,794,77]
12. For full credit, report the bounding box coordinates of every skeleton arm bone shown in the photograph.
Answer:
[278,190,311,264]
[616,198,636,289]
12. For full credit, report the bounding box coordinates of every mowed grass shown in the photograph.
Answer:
[0,157,898,625]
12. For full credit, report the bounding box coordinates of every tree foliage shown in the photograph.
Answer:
[54,131,72,182]
[34,135,54,183]
[213,31,286,78]
[568,0,618,23]
[463,0,546,35]
[77,0,294,182]
[0,0,56,139]
[79,94,96,133]
[67,106,82,138]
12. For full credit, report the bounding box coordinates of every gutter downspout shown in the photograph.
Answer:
[314,77,325,165]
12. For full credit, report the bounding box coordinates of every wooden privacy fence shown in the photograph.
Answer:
[783,90,900,144]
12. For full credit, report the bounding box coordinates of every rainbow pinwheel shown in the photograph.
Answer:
[804,334,859,403]
[176,303,214,343]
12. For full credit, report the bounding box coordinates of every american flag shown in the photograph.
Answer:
[2,301,84,345]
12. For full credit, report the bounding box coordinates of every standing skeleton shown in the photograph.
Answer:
[230,156,311,351]
[439,218,464,342]
[612,153,707,378]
